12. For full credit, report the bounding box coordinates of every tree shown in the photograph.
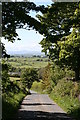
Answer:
[2,2,48,42]
[38,2,80,81]
[41,63,52,93]
[2,2,48,59]
[2,60,10,93]
[21,68,38,93]
[2,2,80,81]
[58,28,80,81]
[0,41,10,58]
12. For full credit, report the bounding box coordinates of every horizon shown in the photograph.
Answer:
[2,1,52,55]
[8,50,45,55]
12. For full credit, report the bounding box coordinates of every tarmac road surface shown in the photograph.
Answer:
[15,91,75,120]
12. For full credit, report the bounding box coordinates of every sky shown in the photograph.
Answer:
[2,0,53,55]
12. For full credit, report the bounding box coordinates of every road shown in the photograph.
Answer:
[16,91,74,120]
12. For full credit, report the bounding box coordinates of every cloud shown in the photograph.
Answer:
[2,38,42,53]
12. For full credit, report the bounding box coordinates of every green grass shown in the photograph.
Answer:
[31,79,80,120]
[50,91,79,112]
[5,57,80,120]
[8,57,48,69]
[2,92,26,120]
[31,81,43,93]
[2,76,27,120]
[49,91,80,120]
[2,56,48,119]
[49,79,80,120]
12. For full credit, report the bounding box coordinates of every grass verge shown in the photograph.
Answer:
[31,80,80,120]
[2,91,26,120]
[2,76,27,120]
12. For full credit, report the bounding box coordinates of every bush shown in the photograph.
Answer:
[20,68,38,92]
[31,81,42,93]
[50,65,65,85]
[68,107,80,120]
[41,63,52,93]
[51,78,80,98]
[2,91,25,120]
[49,78,80,120]
[2,61,27,120]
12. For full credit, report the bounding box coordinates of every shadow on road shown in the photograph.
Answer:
[15,110,74,120]
[21,103,55,106]
[68,107,80,120]
[9,91,75,120]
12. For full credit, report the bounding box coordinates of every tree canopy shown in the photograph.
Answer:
[2,2,80,80]
[38,2,80,80]
[21,68,38,93]
[2,2,49,58]
[58,28,80,80]
[2,2,48,42]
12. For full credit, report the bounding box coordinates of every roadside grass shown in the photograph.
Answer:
[2,56,48,120]
[49,91,80,111]
[31,79,80,120]
[6,57,80,120]
[50,93,80,120]
[2,76,27,120]
[2,92,25,120]
[49,78,80,120]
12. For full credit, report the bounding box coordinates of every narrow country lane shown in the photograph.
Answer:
[15,91,75,120]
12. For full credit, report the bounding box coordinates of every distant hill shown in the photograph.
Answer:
[8,50,45,57]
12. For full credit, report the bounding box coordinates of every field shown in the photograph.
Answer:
[8,56,48,69]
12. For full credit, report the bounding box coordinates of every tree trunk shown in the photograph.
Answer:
[75,68,79,81]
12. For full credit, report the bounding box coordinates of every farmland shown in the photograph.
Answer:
[7,56,49,69]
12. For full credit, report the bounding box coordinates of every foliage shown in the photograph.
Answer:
[58,28,80,80]
[39,63,66,93]
[2,63,27,120]
[49,78,80,120]
[41,63,52,94]
[0,40,10,58]
[50,65,65,85]
[7,56,48,69]
[39,2,79,47]
[2,2,80,81]
[2,73,27,120]
[2,60,27,120]
[2,60,11,93]
[2,60,27,94]
[53,78,80,98]
[38,67,45,79]
[68,107,80,120]
[50,90,80,120]
[2,2,48,42]
[2,2,80,119]
[31,81,43,93]
[21,68,38,92]
[38,2,80,80]
[2,2,48,59]
[2,91,25,120]
[31,63,80,119]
